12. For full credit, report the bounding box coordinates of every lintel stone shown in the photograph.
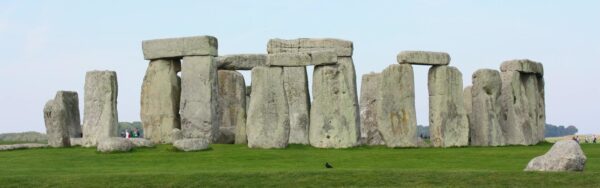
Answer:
[217,54,266,70]
[397,51,450,65]
[500,59,544,75]
[142,35,218,60]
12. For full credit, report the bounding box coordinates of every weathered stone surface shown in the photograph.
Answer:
[83,71,118,147]
[397,51,450,65]
[470,69,505,146]
[129,138,155,147]
[97,137,132,152]
[216,54,266,70]
[217,70,247,144]
[142,36,218,60]
[43,91,81,147]
[70,138,83,146]
[377,64,417,147]
[463,86,473,126]
[500,59,544,75]
[180,56,219,143]
[310,57,360,148]
[283,67,310,144]
[500,70,545,145]
[246,66,290,148]
[310,51,338,65]
[173,138,210,152]
[215,127,235,144]
[266,53,311,66]
[268,38,353,57]
[141,59,181,144]
[171,128,183,142]
[428,66,469,147]
[525,140,586,172]
[359,72,384,146]
[0,143,47,151]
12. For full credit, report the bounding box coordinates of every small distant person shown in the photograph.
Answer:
[125,129,130,139]
[594,135,597,144]
[572,136,579,143]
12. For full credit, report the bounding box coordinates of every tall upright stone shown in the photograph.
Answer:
[500,59,545,145]
[283,66,310,145]
[428,66,469,147]
[470,69,504,146]
[43,91,81,147]
[140,59,181,144]
[377,64,417,147]
[463,86,473,127]
[310,57,360,148]
[217,70,247,144]
[83,71,118,147]
[360,72,384,146]
[246,66,290,148]
[180,56,219,143]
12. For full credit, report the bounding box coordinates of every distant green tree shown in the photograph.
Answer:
[545,124,578,137]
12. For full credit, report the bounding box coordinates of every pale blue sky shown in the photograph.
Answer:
[1,1,599,134]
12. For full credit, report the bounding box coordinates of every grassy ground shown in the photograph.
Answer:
[0,143,599,187]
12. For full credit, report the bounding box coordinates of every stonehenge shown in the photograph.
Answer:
[377,64,418,147]
[359,72,384,146]
[470,69,504,146]
[43,35,547,152]
[140,59,181,144]
[43,91,81,147]
[500,59,545,145]
[428,65,469,147]
[82,71,118,147]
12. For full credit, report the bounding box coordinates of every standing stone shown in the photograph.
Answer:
[428,66,469,147]
[83,71,118,147]
[359,72,384,146]
[470,69,504,146]
[377,64,417,147]
[216,70,246,144]
[43,91,81,147]
[140,59,181,144]
[180,56,219,143]
[246,66,290,148]
[283,67,310,145]
[310,57,360,148]
[500,67,545,145]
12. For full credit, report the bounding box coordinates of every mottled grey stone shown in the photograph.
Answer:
[43,91,81,147]
[500,70,545,145]
[171,128,183,142]
[267,38,353,57]
[359,72,384,146]
[141,59,181,144]
[283,67,310,145]
[180,56,219,143]
[266,53,311,66]
[142,36,218,60]
[463,86,473,127]
[83,71,118,147]
[129,138,155,148]
[397,51,450,65]
[377,64,417,147]
[0,143,47,151]
[217,54,266,70]
[215,127,235,144]
[97,137,132,152]
[216,70,246,144]
[470,69,505,146]
[246,66,290,148]
[173,138,210,152]
[428,66,469,147]
[525,140,586,172]
[310,57,360,148]
[500,59,544,75]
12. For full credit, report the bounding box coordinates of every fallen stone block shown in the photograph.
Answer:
[97,137,133,153]
[173,138,210,152]
[525,140,586,172]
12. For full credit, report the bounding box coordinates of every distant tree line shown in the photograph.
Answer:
[417,124,578,138]
[545,124,577,137]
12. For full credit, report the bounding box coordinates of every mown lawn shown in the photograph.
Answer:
[0,143,599,187]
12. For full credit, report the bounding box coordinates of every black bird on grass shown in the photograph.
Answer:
[325,162,333,169]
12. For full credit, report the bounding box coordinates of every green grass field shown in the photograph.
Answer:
[1,143,599,187]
